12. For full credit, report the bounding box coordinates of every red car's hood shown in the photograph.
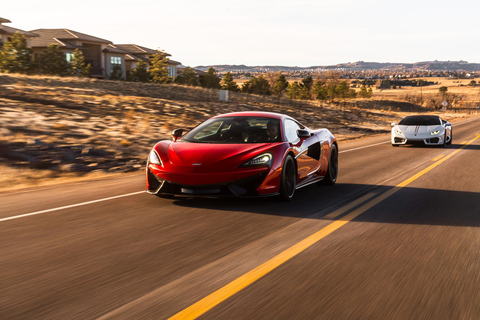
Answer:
[166,142,270,167]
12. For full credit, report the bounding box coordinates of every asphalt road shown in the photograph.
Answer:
[1,116,479,319]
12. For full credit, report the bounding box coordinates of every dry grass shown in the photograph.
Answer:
[0,72,477,193]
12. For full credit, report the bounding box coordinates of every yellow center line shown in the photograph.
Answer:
[169,134,480,320]
[461,141,468,145]
[431,155,445,162]
[322,192,377,219]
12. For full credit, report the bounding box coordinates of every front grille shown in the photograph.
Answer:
[394,137,406,143]
[426,137,439,143]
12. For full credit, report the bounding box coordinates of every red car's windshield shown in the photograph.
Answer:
[181,117,282,143]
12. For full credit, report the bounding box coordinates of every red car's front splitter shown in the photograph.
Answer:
[147,164,276,197]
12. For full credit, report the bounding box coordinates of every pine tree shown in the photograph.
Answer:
[149,51,170,83]
[175,66,199,86]
[272,74,288,96]
[301,76,313,90]
[129,60,149,82]
[358,85,368,98]
[221,72,239,91]
[312,81,328,101]
[68,49,90,77]
[0,32,33,73]
[285,81,301,99]
[109,64,123,80]
[38,44,68,76]
[241,75,270,95]
[201,67,221,89]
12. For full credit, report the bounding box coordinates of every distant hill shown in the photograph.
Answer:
[195,61,480,73]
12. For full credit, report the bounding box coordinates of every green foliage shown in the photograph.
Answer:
[175,66,199,86]
[0,32,33,74]
[468,80,477,86]
[336,81,356,99]
[241,75,271,95]
[149,51,170,83]
[272,74,288,96]
[37,44,68,76]
[68,49,91,77]
[201,67,221,89]
[285,81,301,99]
[312,81,328,100]
[128,60,149,82]
[439,86,448,93]
[221,72,239,91]
[109,64,123,80]
[301,76,313,90]
[358,85,369,98]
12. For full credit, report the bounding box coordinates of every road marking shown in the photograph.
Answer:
[322,192,377,219]
[461,141,467,144]
[431,155,445,162]
[0,191,145,223]
[340,141,390,153]
[169,133,480,320]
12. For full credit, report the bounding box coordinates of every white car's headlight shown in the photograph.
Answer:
[430,130,440,135]
[240,153,272,167]
[394,129,403,135]
[148,150,162,165]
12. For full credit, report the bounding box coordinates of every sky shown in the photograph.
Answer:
[4,0,480,67]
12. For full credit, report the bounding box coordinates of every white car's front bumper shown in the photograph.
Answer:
[391,133,446,145]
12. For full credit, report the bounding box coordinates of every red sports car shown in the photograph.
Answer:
[146,111,338,200]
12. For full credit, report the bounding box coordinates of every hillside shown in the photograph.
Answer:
[196,60,480,73]
[0,73,471,191]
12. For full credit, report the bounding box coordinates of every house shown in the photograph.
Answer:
[115,44,181,81]
[0,17,39,46]
[29,28,127,79]
[176,66,207,83]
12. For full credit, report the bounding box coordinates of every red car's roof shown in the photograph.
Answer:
[212,111,285,120]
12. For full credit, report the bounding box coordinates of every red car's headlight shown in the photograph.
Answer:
[240,153,272,167]
[148,150,162,166]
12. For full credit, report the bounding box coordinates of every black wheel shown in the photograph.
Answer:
[447,130,452,145]
[392,144,399,147]
[442,132,447,147]
[279,155,296,201]
[320,143,338,185]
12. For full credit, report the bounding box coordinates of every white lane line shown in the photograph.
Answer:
[0,191,145,223]
[340,141,390,153]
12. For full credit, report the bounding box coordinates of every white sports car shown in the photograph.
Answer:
[391,115,452,147]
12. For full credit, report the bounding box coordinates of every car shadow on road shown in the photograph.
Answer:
[169,183,480,227]
[397,144,480,150]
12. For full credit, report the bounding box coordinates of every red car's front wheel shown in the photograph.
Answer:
[279,155,296,201]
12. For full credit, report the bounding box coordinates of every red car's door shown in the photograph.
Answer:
[284,119,321,182]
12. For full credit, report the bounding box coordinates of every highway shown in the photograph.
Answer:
[1,116,479,319]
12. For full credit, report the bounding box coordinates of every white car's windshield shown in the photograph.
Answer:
[399,116,441,126]
[181,117,282,143]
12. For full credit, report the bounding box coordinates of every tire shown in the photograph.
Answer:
[320,143,338,185]
[279,155,296,201]
[442,132,447,147]
[392,144,399,147]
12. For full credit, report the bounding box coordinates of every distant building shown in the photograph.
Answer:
[115,44,181,81]
[29,28,116,78]
[0,17,39,46]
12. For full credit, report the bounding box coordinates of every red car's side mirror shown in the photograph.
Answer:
[297,129,311,139]
[172,128,184,142]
